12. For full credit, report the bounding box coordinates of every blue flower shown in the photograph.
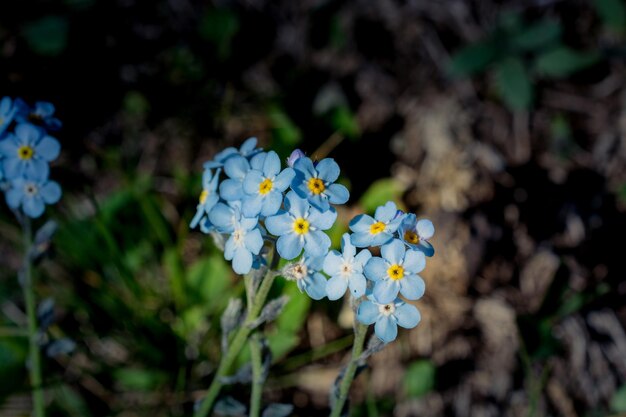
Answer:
[208,203,264,274]
[349,201,405,248]
[323,233,371,300]
[397,214,435,257]
[356,297,421,343]
[204,137,262,169]
[190,167,221,229]
[291,156,349,212]
[242,150,295,217]
[0,123,60,180]
[282,255,327,300]
[0,97,17,136]
[364,239,426,304]
[5,177,61,218]
[286,149,305,168]
[265,191,336,260]
[14,99,62,132]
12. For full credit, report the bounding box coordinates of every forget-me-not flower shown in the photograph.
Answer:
[0,123,60,181]
[357,297,421,343]
[291,156,349,212]
[282,255,327,300]
[219,155,250,201]
[265,191,336,260]
[209,202,264,274]
[5,177,62,218]
[364,239,426,304]
[349,201,405,248]
[204,137,262,169]
[190,167,221,229]
[0,97,17,136]
[14,99,62,131]
[242,150,294,217]
[398,214,435,257]
[323,233,371,300]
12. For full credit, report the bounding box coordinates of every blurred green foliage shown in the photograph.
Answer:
[23,16,69,56]
[403,360,436,398]
[594,0,626,33]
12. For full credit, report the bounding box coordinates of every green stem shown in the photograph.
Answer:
[193,270,277,417]
[248,333,263,417]
[22,218,45,417]
[329,323,368,417]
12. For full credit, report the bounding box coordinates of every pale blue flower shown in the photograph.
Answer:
[323,233,371,300]
[14,99,62,131]
[0,123,60,180]
[291,156,349,212]
[349,201,405,248]
[219,155,250,202]
[357,297,421,343]
[364,239,426,304]
[265,191,336,260]
[397,214,435,257]
[190,167,221,229]
[286,149,305,168]
[204,137,262,169]
[282,255,327,300]
[5,177,61,218]
[0,97,17,136]
[242,151,294,217]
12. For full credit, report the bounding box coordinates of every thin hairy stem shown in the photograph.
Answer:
[248,333,264,417]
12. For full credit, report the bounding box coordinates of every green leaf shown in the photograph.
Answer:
[359,178,405,214]
[611,385,626,412]
[594,0,626,33]
[448,40,498,78]
[404,360,436,398]
[113,368,167,391]
[511,20,562,50]
[534,47,599,78]
[186,254,230,306]
[198,8,239,60]
[23,16,69,56]
[494,57,533,111]
[331,106,360,139]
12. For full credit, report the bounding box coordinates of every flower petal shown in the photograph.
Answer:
[399,274,425,300]
[323,250,343,276]
[395,303,421,329]
[416,219,435,239]
[40,181,61,204]
[243,170,264,195]
[325,275,348,300]
[357,300,379,325]
[375,201,397,222]
[23,196,45,218]
[219,178,243,201]
[303,231,330,258]
[285,191,309,218]
[381,239,405,265]
[304,272,327,300]
[276,233,303,260]
[308,207,336,230]
[325,183,349,205]
[364,257,387,282]
[293,156,316,179]
[35,136,60,161]
[232,247,253,275]
[315,158,340,182]
[223,155,249,179]
[265,212,293,236]
[403,249,426,273]
[374,315,398,343]
[273,167,295,191]
[244,228,264,255]
[373,279,400,304]
[341,233,356,258]
[262,150,281,176]
[208,203,235,232]
[348,214,375,233]
[261,191,283,217]
[348,273,366,298]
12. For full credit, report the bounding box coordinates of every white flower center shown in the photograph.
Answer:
[378,303,396,316]
[339,261,353,278]
[291,262,308,280]
[232,228,245,246]
[24,183,38,196]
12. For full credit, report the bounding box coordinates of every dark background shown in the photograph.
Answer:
[1,0,626,416]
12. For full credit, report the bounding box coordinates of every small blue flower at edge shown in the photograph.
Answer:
[291,156,349,212]
[242,150,295,217]
[349,201,404,248]
[14,99,62,131]
[364,238,426,304]
[323,233,371,300]
[208,202,264,275]
[190,167,221,229]
[0,123,60,181]
[0,97,17,136]
[5,177,62,218]
[357,297,421,343]
[265,191,336,260]
[283,255,327,300]
[397,213,435,257]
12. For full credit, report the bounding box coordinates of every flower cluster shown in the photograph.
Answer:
[0,98,62,218]
[191,138,349,275]
[191,140,435,344]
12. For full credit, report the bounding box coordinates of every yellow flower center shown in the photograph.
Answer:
[259,178,273,195]
[404,230,419,244]
[307,178,325,195]
[387,264,404,281]
[199,190,209,204]
[18,145,34,160]
[370,221,386,235]
[293,218,310,235]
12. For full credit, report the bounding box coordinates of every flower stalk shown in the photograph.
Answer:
[248,332,264,417]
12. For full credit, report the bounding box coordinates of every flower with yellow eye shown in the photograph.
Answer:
[357,297,421,343]
[349,201,405,248]
[0,123,60,181]
[364,239,426,304]
[190,167,221,230]
[242,150,295,217]
[398,213,435,257]
[265,191,336,260]
[291,156,349,212]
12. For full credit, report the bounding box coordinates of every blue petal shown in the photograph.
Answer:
[262,150,281,177]
[326,275,348,300]
[395,302,421,329]
[249,152,266,170]
[340,233,355,258]
[23,196,45,218]
[223,156,249,179]
[290,173,308,199]
[285,191,309,218]
[386,216,404,233]
[244,228,264,255]
[3,158,22,179]
[357,300,379,325]
[293,157,316,179]
[303,231,330,258]
[375,315,398,343]
[375,201,397,222]
[325,183,349,205]
[239,137,258,155]
[315,158,340,183]
[354,249,372,268]
[232,247,253,275]
[224,236,236,260]
[6,186,22,209]
[348,274,366,298]
[381,239,405,265]
[309,194,329,212]
[399,274,425,300]
[40,181,61,204]
[403,249,426,273]
[323,250,343,275]
[25,159,49,181]
[416,219,434,239]
[401,213,417,228]
[308,207,336,230]
[0,135,18,157]
[305,255,325,271]
[35,136,60,161]
[364,257,387,282]
[261,191,282,217]
[304,272,327,300]
[351,232,374,248]
[219,178,243,201]
[373,279,400,304]
[240,216,258,231]
[208,203,235,232]
[243,170,264,195]
[369,232,394,247]
[265,212,293,236]
[276,233,303,260]
[273,168,295,191]
[15,123,40,145]
[35,101,55,117]
[417,240,435,257]
[242,194,263,217]
[190,207,204,228]
[348,214,375,233]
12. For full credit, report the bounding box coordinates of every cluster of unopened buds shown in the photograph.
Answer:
[191,138,435,343]
[0,97,62,218]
